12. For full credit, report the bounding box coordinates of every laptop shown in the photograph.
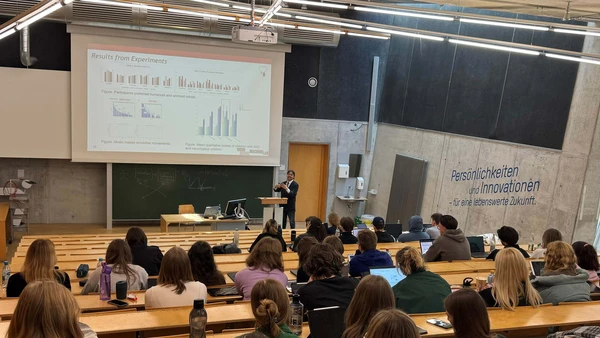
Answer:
[147,277,158,288]
[357,223,368,229]
[227,272,237,282]
[385,224,403,240]
[530,260,545,277]
[467,236,489,258]
[420,239,434,254]
[307,306,346,338]
[369,266,406,286]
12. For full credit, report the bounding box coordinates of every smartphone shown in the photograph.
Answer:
[416,326,428,335]
[107,299,129,308]
[426,319,452,329]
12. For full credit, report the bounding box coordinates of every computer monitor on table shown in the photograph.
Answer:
[222,198,246,218]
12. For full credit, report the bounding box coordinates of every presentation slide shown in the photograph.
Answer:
[86,45,272,156]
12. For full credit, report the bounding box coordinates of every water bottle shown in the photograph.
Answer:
[335,227,340,237]
[97,257,104,268]
[99,262,112,301]
[290,294,303,336]
[189,299,207,338]
[234,228,239,247]
[490,236,496,251]
[487,270,494,284]
[2,261,10,289]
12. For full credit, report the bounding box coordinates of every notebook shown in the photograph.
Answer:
[420,239,434,254]
[369,266,406,286]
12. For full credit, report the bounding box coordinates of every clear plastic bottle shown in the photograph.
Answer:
[234,228,240,247]
[2,261,10,289]
[335,227,340,237]
[189,299,207,338]
[487,270,495,284]
[290,294,303,336]
[490,236,496,251]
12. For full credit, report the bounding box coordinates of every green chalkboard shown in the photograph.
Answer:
[112,163,274,220]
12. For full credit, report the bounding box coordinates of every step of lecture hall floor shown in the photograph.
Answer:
[7,222,265,263]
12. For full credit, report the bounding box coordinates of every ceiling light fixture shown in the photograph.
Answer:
[553,28,600,37]
[347,32,389,40]
[546,53,600,65]
[16,2,64,30]
[0,28,16,41]
[283,0,348,10]
[81,0,163,10]
[449,39,540,56]
[459,18,549,31]
[190,0,230,8]
[298,26,344,34]
[354,6,453,21]
[366,26,444,41]
[295,15,362,29]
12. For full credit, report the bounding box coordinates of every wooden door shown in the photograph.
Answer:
[288,143,329,221]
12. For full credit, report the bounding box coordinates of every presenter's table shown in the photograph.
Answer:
[160,214,247,233]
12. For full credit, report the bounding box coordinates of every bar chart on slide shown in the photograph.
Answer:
[141,104,162,119]
[177,76,240,92]
[112,102,135,118]
[197,100,238,137]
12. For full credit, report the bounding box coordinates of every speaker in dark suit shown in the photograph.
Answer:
[273,170,300,229]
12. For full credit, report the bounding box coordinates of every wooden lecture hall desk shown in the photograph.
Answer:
[159,214,248,232]
[0,301,597,337]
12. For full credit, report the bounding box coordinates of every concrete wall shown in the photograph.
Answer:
[277,117,371,219]
[0,158,106,224]
[366,32,600,244]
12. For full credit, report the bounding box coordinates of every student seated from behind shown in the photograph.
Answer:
[423,215,471,262]
[393,247,451,314]
[479,248,542,310]
[531,241,591,305]
[486,226,530,260]
[188,240,226,286]
[235,237,288,300]
[81,239,148,294]
[338,217,358,244]
[323,236,349,277]
[8,281,98,338]
[145,247,207,309]
[372,217,395,243]
[291,217,327,252]
[397,215,430,243]
[342,275,395,338]
[298,243,359,311]
[250,219,287,253]
[445,289,504,338]
[349,230,393,277]
[326,212,341,236]
[295,236,319,283]
[531,228,562,259]
[426,213,442,239]
[572,241,600,285]
[125,226,163,276]
[363,309,421,338]
[7,239,71,298]
[236,279,298,338]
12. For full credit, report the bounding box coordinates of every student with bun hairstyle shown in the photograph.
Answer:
[7,238,71,297]
[342,275,395,338]
[363,309,420,338]
[392,246,451,314]
[8,280,98,338]
[531,228,562,259]
[571,241,600,284]
[445,288,499,338]
[237,279,297,338]
[81,239,148,294]
[145,247,207,309]
[479,248,542,310]
[236,237,288,300]
[250,219,287,253]
[188,240,226,286]
[531,241,590,305]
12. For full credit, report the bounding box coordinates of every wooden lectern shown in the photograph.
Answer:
[258,197,287,226]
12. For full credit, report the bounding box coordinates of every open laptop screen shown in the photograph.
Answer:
[420,239,434,254]
[467,236,485,253]
[369,266,406,286]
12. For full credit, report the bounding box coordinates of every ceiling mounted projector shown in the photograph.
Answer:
[232,26,278,44]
